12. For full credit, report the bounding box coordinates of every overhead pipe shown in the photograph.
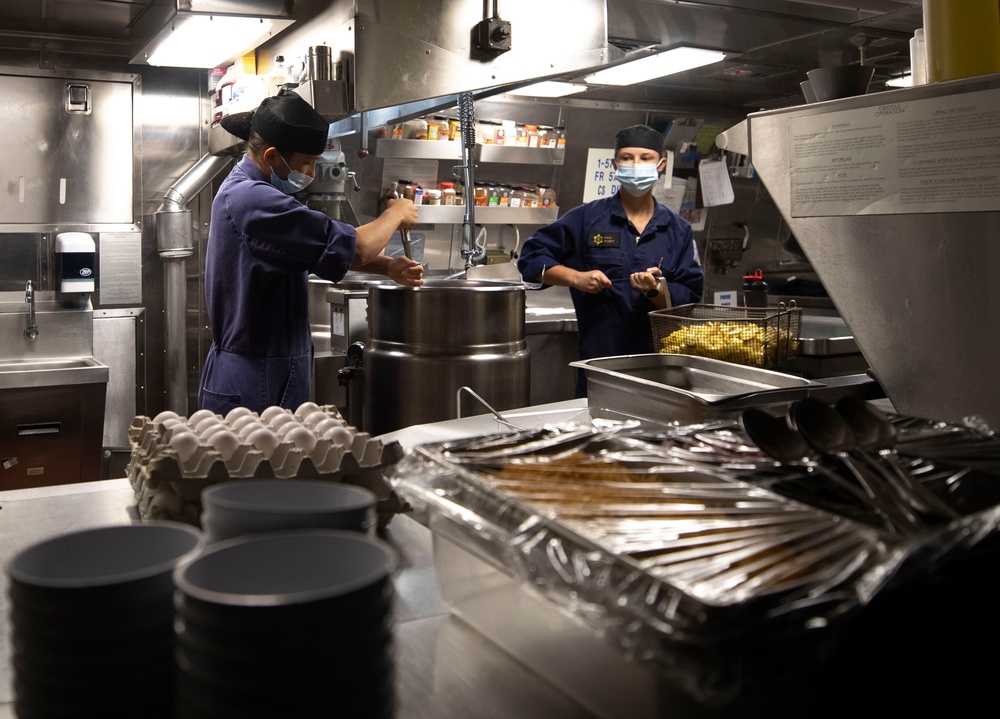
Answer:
[155,153,233,415]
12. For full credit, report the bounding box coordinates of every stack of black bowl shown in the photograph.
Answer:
[200,479,377,544]
[173,530,397,719]
[7,523,202,719]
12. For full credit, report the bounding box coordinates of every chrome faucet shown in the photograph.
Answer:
[24,280,38,341]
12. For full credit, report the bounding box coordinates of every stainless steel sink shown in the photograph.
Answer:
[0,356,109,390]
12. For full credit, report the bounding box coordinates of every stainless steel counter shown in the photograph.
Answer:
[0,475,595,719]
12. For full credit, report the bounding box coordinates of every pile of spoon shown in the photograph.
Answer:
[741,398,959,536]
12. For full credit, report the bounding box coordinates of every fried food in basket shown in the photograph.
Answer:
[658,321,798,367]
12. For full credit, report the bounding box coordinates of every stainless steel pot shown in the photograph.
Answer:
[364,280,529,435]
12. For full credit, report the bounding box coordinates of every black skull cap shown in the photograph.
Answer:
[614,124,663,154]
[220,90,329,155]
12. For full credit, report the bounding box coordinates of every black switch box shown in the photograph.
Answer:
[474,17,512,55]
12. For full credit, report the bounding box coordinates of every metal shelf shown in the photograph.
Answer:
[376,138,463,160]
[416,205,557,225]
[477,144,565,166]
[376,139,565,165]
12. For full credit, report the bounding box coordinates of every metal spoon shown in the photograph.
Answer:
[787,398,925,534]
[835,397,959,521]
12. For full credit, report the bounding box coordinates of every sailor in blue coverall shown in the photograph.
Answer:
[198,92,421,414]
[517,124,704,395]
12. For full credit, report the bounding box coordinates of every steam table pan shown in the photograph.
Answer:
[571,353,825,423]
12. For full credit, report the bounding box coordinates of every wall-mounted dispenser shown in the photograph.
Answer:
[55,232,96,295]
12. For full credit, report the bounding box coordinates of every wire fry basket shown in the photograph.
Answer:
[650,303,802,369]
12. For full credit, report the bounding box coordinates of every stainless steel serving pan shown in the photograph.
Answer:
[572,354,825,423]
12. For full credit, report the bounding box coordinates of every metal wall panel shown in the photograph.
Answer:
[93,309,141,448]
[0,72,134,226]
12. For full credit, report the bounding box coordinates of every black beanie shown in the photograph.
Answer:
[222,91,329,155]
[614,124,663,154]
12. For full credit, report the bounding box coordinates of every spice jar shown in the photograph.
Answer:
[537,184,557,208]
[525,124,540,148]
[440,181,457,206]
[487,183,500,206]
[474,184,489,207]
[538,125,556,149]
[498,184,511,207]
[509,186,525,208]
[424,189,442,205]
[554,126,567,148]
[514,124,529,147]
[426,118,443,141]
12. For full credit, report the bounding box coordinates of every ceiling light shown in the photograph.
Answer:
[584,47,726,86]
[505,81,589,97]
[886,74,913,88]
[131,1,295,69]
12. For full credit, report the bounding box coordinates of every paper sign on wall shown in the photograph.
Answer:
[582,148,619,203]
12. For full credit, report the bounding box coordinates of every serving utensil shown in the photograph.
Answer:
[835,397,959,521]
[788,399,925,534]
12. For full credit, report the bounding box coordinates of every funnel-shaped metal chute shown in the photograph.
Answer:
[717,74,1000,428]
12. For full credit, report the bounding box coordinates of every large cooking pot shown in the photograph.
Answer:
[364,280,529,435]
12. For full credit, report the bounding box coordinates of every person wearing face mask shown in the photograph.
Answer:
[517,124,704,395]
[198,91,421,414]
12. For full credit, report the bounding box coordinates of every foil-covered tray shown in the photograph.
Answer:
[392,416,1000,705]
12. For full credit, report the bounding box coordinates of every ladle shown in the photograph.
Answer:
[787,398,925,533]
[835,397,959,521]
[740,408,883,515]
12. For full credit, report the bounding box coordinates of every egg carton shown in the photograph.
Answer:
[126,404,406,529]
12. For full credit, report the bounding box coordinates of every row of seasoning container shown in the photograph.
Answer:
[385,116,567,148]
[392,179,557,208]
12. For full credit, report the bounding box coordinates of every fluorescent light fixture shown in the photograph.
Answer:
[505,81,589,98]
[584,47,726,86]
[131,1,295,68]
[886,74,913,88]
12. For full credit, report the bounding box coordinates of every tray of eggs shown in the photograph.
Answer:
[126,403,403,521]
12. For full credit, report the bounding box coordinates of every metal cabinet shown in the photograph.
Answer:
[0,70,135,228]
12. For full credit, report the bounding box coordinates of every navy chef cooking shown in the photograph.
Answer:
[517,124,704,395]
[198,91,421,414]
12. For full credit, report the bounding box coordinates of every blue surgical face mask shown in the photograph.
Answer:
[270,153,314,194]
[615,162,660,196]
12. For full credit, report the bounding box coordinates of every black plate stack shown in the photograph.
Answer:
[173,530,397,719]
[6,523,203,719]
[200,479,377,544]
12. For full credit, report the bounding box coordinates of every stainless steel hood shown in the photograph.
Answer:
[717,74,1000,427]
[0,1,922,114]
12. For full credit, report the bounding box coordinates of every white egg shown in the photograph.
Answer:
[187,409,217,427]
[160,418,184,431]
[268,413,297,431]
[200,424,226,442]
[260,406,288,423]
[230,414,258,433]
[169,431,201,463]
[275,421,304,440]
[152,410,179,425]
[324,426,354,447]
[238,421,265,441]
[294,402,321,421]
[210,430,241,462]
[301,410,330,429]
[248,427,280,459]
[284,425,318,454]
[195,416,223,435]
[225,407,254,423]
[312,417,343,436]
